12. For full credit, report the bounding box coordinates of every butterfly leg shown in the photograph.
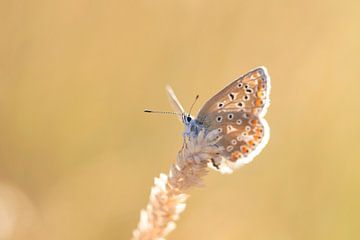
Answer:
[211,158,220,169]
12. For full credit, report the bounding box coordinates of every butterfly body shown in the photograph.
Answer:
[182,116,204,138]
[167,67,271,173]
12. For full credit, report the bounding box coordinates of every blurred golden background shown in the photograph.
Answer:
[1,1,360,239]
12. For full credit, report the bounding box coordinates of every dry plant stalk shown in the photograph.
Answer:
[132,129,223,240]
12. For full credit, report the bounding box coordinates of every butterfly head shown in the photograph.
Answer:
[182,114,193,125]
[181,113,205,137]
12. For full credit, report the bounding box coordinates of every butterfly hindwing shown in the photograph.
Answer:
[202,110,268,165]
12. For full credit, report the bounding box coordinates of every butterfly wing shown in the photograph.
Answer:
[166,85,185,121]
[196,67,271,172]
[197,67,270,120]
[204,110,270,172]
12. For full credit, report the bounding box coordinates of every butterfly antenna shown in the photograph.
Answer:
[144,109,181,116]
[188,95,199,116]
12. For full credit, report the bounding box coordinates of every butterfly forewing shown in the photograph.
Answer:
[197,67,270,122]
[166,85,185,121]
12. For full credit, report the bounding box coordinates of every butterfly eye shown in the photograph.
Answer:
[186,116,192,123]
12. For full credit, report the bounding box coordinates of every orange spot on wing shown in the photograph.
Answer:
[230,151,242,161]
[254,134,262,141]
[255,127,263,134]
[241,145,249,154]
[248,140,255,147]
[257,91,265,98]
[255,99,264,107]
[250,119,259,125]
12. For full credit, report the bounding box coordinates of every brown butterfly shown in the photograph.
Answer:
[164,67,270,173]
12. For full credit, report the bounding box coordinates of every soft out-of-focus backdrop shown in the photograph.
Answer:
[1,1,359,239]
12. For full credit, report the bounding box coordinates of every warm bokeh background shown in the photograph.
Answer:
[1,1,360,239]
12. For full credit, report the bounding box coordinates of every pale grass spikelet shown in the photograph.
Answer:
[132,129,222,240]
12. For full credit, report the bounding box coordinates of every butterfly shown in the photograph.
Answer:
[152,67,270,173]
